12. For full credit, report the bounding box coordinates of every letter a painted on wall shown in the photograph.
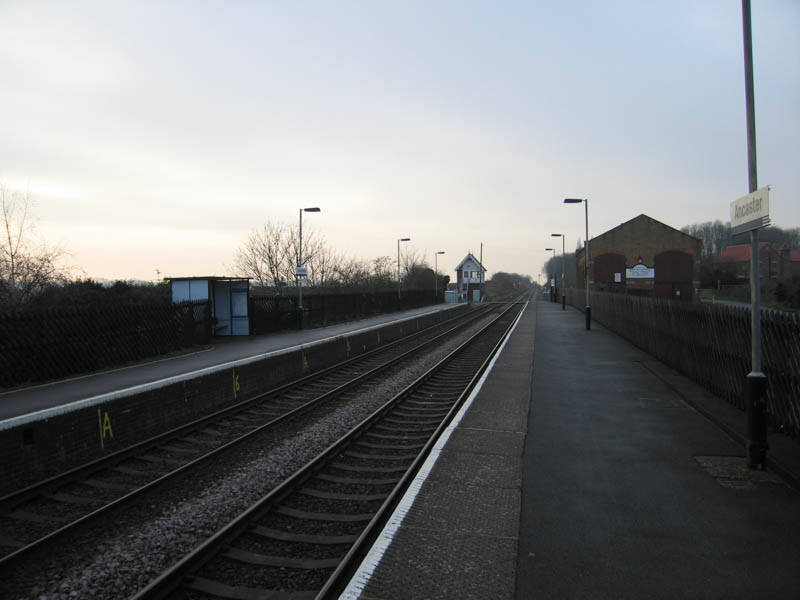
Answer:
[98,409,114,449]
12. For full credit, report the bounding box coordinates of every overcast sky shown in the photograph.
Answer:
[1,1,798,283]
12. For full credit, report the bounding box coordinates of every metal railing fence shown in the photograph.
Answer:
[0,300,211,389]
[565,289,800,439]
[250,289,438,334]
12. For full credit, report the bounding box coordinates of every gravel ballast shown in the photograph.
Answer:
[1,316,493,600]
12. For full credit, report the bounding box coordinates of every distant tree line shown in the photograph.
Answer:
[681,221,800,256]
[232,219,450,295]
[484,272,533,300]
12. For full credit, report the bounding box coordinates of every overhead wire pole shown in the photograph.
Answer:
[741,0,767,470]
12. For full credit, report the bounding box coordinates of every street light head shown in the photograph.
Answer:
[303,207,321,212]
[545,247,554,251]
[551,233,563,237]
[563,198,583,204]
[437,251,445,255]
[399,237,410,242]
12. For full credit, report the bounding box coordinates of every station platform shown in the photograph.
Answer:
[0,304,460,424]
[343,298,800,599]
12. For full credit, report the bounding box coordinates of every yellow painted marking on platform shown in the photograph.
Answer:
[303,353,309,371]
[232,371,240,399]
[346,339,351,358]
[98,409,113,449]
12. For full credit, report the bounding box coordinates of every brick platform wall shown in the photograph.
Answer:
[0,305,467,495]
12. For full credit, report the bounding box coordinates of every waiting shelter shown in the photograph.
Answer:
[168,276,251,336]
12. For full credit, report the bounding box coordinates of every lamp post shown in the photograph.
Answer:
[565,198,590,330]
[434,251,445,302]
[397,237,410,300]
[545,247,556,302]
[551,233,565,310]
[298,207,321,314]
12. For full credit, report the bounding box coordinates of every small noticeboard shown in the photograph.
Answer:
[295,266,308,278]
[730,186,770,235]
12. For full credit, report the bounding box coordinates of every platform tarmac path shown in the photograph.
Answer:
[516,299,800,599]
[0,304,458,423]
[343,298,800,599]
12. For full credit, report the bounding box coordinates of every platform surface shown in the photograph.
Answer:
[344,298,800,599]
[0,304,459,423]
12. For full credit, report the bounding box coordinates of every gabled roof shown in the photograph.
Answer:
[454,252,486,272]
[714,242,800,263]
[716,242,768,263]
[592,214,701,243]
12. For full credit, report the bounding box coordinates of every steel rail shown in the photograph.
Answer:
[0,304,495,568]
[131,301,524,600]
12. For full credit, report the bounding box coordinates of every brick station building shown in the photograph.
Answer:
[575,214,702,301]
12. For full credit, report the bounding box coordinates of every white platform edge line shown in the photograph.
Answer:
[339,300,529,599]
[0,305,455,432]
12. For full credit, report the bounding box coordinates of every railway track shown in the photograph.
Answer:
[0,303,497,569]
[133,301,525,600]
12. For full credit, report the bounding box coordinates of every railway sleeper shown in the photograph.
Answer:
[185,575,318,600]
[250,525,358,545]
[353,440,425,450]
[330,462,408,474]
[381,416,443,426]
[44,492,101,506]
[224,546,342,569]
[364,431,430,441]
[298,488,388,502]
[343,451,418,461]
[276,505,373,522]
[315,473,398,486]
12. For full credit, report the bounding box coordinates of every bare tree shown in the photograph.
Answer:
[232,220,291,290]
[333,257,370,286]
[233,220,341,291]
[400,245,426,280]
[305,236,341,287]
[1,183,69,310]
[370,256,394,286]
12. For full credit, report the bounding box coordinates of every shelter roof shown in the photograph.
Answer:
[166,276,251,281]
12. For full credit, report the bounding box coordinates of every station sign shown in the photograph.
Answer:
[295,266,308,278]
[730,186,770,235]
[626,264,655,279]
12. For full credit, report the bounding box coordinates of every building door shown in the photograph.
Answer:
[654,250,693,301]
[593,253,626,293]
[213,281,232,335]
[230,280,250,335]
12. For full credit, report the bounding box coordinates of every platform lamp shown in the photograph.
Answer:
[298,207,321,313]
[551,233,565,310]
[545,247,556,302]
[564,198,590,330]
[434,251,445,302]
[397,237,411,300]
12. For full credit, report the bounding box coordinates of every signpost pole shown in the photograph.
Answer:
[741,0,767,469]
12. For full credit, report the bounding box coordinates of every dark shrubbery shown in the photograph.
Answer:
[24,279,170,310]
